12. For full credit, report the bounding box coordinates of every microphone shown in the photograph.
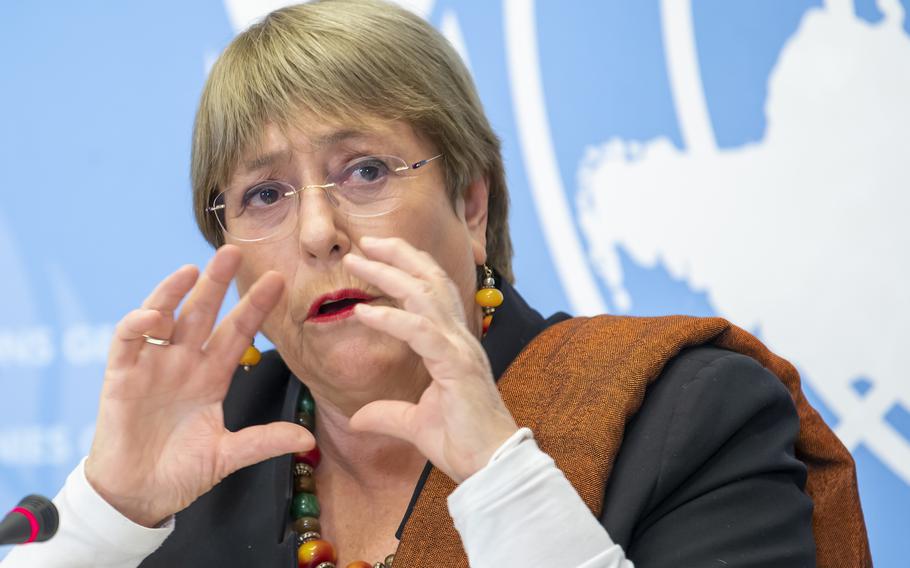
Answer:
[0,495,58,546]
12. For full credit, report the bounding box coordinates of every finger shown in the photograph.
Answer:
[205,271,285,375]
[349,399,417,442]
[139,264,200,340]
[219,422,315,477]
[359,236,446,281]
[343,253,447,322]
[353,303,456,368]
[171,245,242,348]
[107,309,165,369]
[357,236,467,323]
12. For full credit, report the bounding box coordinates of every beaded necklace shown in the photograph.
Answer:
[291,385,395,568]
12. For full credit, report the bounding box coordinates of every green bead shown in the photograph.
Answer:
[291,492,320,519]
[295,411,314,432]
[298,387,315,416]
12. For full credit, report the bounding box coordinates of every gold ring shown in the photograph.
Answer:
[142,334,171,346]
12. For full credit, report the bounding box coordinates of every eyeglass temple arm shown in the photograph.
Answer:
[410,153,444,170]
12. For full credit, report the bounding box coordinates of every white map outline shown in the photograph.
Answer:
[575,0,910,483]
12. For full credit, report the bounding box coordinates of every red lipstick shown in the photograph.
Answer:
[306,289,376,323]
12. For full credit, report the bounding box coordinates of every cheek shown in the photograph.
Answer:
[234,264,256,298]
[234,247,295,296]
[234,255,274,300]
[397,195,466,254]
[235,242,296,292]
[234,252,291,334]
[399,194,477,284]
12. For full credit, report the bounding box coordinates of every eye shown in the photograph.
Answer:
[339,157,391,187]
[242,182,285,208]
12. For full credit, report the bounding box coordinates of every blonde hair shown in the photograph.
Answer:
[191,0,514,283]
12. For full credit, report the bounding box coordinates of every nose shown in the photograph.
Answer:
[295,184,351,262]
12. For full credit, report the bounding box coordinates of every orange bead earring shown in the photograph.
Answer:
[475,265,503,336]
[240,339,262,372]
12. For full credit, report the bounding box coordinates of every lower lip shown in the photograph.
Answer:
[306,301,367,324]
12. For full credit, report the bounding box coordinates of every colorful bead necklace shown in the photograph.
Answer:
[291,386,396,568]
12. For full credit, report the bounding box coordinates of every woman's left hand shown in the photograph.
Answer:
[343,236,518,483]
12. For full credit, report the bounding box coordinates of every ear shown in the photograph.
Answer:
[459,176,489,266]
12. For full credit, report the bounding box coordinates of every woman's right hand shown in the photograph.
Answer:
[83,245,315,527]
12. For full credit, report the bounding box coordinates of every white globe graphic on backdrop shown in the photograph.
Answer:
[572,0,910,483]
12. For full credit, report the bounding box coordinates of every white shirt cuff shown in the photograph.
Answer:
[448,431,633,568]
[2,457,173,567]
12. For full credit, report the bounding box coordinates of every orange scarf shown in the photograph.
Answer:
[394,316,871,567]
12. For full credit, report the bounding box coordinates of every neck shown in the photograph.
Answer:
[311,389,427,491]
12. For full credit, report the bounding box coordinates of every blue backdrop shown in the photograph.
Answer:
[1,1,908,564]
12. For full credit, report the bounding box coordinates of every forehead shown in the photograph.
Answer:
[235,117,425,176]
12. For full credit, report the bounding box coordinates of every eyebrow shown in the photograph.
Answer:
[241,129,373,173]
[243,150,290,172]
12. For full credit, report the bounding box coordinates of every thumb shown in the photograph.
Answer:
[349,400,416,442]
[220,422,315,475]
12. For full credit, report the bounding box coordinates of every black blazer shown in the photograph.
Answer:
[141,280,816,567]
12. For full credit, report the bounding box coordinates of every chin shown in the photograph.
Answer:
[310,333,418,393]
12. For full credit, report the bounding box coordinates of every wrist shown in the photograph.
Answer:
[486,427,534,464]
[84,457,169,528]
[455,422,521,483]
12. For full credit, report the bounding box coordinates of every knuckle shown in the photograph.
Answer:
[246,291,271,314]
[191,297,219,315]
[376,306,396,324]
[416,280,435,298]
[415,315,435,334]
[230,315,258,339]
[122,308,144,322]
[428,265,448,281]
[204,266,233,287]
[117,310,146,333]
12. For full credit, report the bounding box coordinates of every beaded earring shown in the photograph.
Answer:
[474,264,503,335]
[239,339,262,372]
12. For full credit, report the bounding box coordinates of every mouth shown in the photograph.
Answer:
[306,289,377,323]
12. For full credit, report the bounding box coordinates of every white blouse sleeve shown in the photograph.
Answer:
[4,432,632,568]
[1,458,173,568]
[448,428,634,568]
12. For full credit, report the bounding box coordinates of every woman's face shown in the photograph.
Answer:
[226,117,488,409]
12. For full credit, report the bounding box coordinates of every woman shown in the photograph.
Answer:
[4,1,868,567]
